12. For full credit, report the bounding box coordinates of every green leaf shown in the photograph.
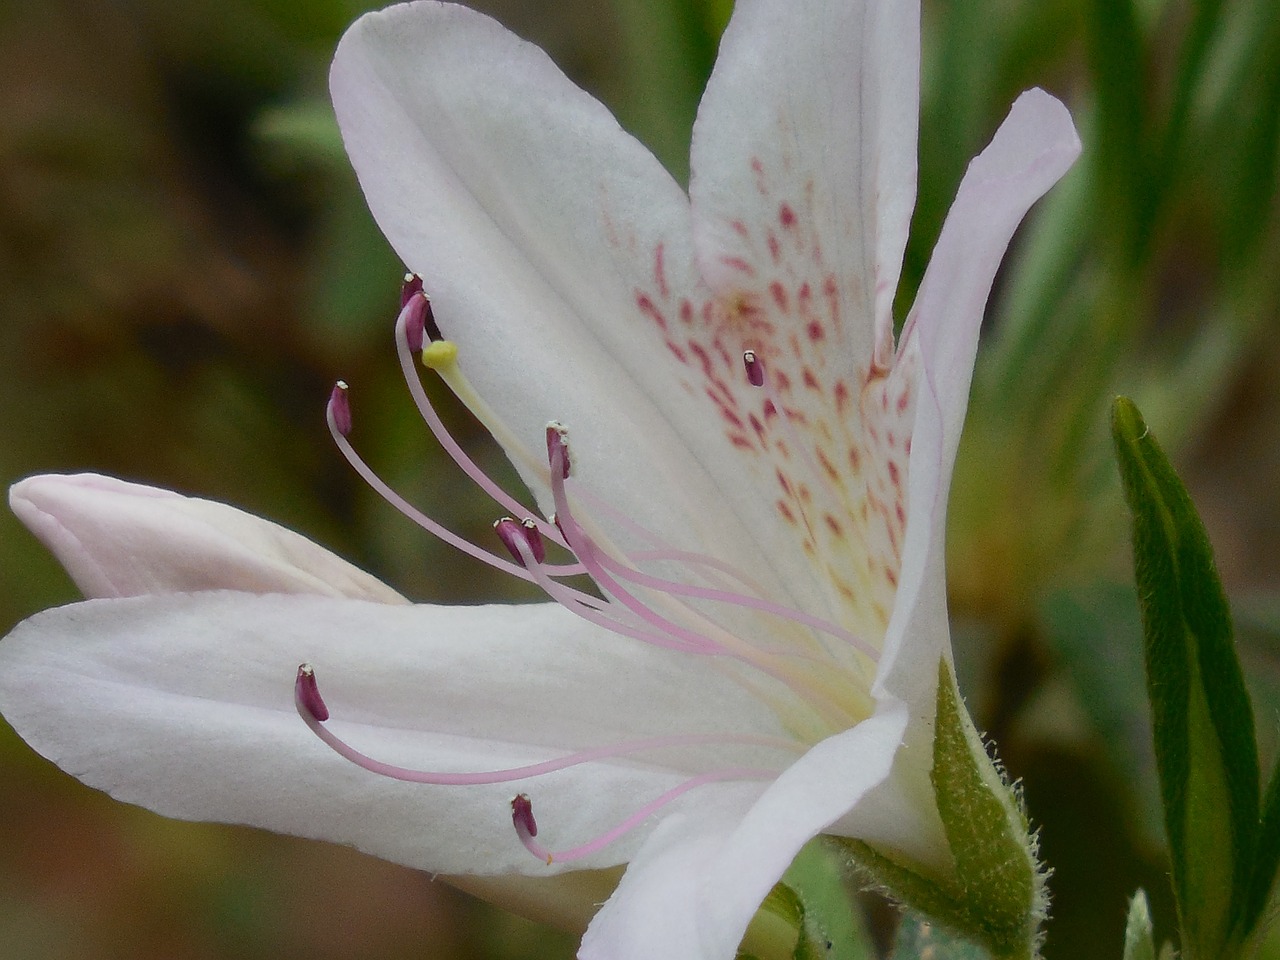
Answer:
[1123,890,1157,960]
[1111,397,1261,958]
[1242,754,1280,936]
[891,913,993,960]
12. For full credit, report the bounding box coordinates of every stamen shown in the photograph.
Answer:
[589,543,875,657]
[400,273,442,347]
[296,663,798,785]
[543,425,867,721]
[743,350,765,387]
[512,795,548,863]
[494,517,546,566]
[295,663,329,721]
[510,768,775,865]
[400,272,424,307]
[508,529,718,653]
[546,422,570,479]
[328,382,352,438]
[545,430,731,656]
[326,380,590,588]
[403,295,427,353]
[393,302,571,552]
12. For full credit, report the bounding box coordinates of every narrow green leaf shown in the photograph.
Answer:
[891,913,993,960]
[1111,397,1261,957]
[1241,754,1280,935]
[1123,890,1157,960]
[932,661,1040,958]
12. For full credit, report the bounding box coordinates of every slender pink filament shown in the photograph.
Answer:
[295,666,793,786]
[549,454,739,657]
[394,302,574,554]
[513,768,774,865]
[510,530,719,654]
[590,539,874,656]
[326,391,590,590]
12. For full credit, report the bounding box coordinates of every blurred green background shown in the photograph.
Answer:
[1,0,1277,957]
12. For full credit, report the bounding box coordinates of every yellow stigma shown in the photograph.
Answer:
[421,340,459,370]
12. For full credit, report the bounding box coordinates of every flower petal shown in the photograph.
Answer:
[835,90,1080,870]
[9,474,405,603]
[330,4,825,607]
[878,88,1081,704]
[0,592,790,876]
[690,0,920,356]
[578,703,908,960]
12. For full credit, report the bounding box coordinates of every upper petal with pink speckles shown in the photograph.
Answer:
[333,1,927,643]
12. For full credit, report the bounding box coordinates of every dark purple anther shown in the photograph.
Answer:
[546,423,571,479]
[403,291,443,352]
[511,794,538,838]
[494,517,547,566]
[400,272,424,308]
[295,663,330,722]
[329,381,353,437]
[400,273,443,348]
[743,350,765,387]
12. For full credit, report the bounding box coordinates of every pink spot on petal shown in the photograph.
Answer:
[816,450,839,481]
[636,293,668,331]
[770,281,789,312]
[779,203,797,229]
[807,321,824,342]
[834,381,850,412]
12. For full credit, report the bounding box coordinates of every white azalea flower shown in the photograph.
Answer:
[0,1,1079,957]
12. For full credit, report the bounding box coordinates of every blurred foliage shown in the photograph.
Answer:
[0,0,1277,958]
